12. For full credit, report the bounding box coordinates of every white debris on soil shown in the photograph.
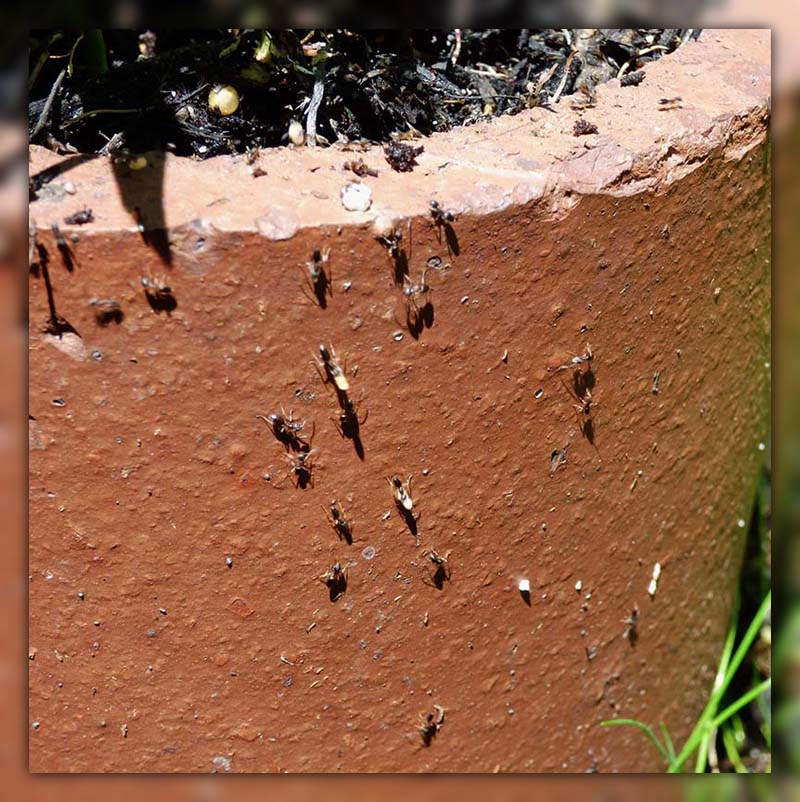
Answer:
[647,562,662,597]
[212,755,232,772]
[518,578,531,593]
[341,182,372,212]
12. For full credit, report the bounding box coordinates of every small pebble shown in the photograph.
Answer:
[78,591,85,600]
[534,389,544,399]
[518,578,530,593]
[393,331,404,342]
[460,296,469,304]
[575,580,582,592]
[32,721,40,730]
[226,557,233,568]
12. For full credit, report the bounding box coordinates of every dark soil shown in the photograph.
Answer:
[28,29,701,159]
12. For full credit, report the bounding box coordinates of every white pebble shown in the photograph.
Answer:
[737,519,746,528]
[340,182,372,212]
[758,443,765,451]
[574,580,582,592]
[518,578,530,593]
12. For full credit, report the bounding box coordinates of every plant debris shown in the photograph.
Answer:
[343,157,378,177]
[63,208,94,225]
[620,69,645,87]
[573,119,598,136]
[28,29,700,159]
[384,141,424,172]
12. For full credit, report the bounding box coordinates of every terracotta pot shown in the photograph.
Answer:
[28,29,770,772]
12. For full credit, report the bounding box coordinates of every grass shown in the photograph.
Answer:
[602,587,771,772]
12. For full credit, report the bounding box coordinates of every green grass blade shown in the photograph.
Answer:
[669,590,770,773]
[712,679,771,730]
[721,724,748,773]
[601,719,670,764]
[660,722,677,763]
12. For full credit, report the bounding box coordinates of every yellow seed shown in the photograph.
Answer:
[208,85,240,116]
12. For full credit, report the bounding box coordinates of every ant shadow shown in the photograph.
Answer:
[406,301,435,340]
[399,507,418,541]
[574,367,596,396]
[334,390,366,461]
[565,367,598,447]
[33,242,79,338]
[443,222,459,257]
[327,573,347,602]
[143,288,178,315]
[582,418,596,446]
[53,227,75,273]
[312,270,331,309]
[93,304,124,327]
[428,564,451,591]
[393,248,410,287]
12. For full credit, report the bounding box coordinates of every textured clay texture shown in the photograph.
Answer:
[28,29,770,772]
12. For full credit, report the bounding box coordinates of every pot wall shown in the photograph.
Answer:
[28,29,770,772]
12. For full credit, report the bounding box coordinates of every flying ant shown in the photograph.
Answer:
[429,200,459,255]
[402,267,431,314]
[551,343,594,374]
[324,500,353,544]
[299,248,332,308]
[320,561,347,601]
[422,549,451,589]
[272,424,318,489]
[388,474,413,513]
[560,375,598,443]
[256,411,312,452]
[418,705,445,746]
[429,200,455,227]
[376,219,411,286]
[622,605,639,645]
[277,447,318,489]
[314,343,350,394]
[377,226,404,259]
[397,267,433,336]
[141,276,177,313]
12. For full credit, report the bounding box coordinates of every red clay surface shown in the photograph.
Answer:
[28,29,770,772]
